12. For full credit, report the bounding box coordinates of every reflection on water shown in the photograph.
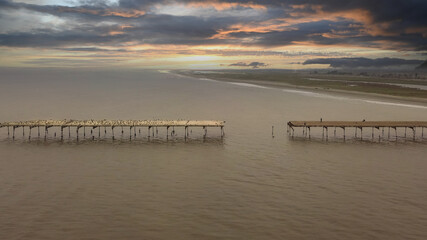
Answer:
[0,136,225,146]
[0,69,427,240]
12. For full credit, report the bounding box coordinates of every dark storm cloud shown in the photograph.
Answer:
[0,0,426,50]
[23,57,122,66]
[229,62,268,68]
[228,20,427,50]
[184,0,427,27]
[303,57,424,68]
[228,20,365,46]
[0,26,126,47]
[0,13,236,47]
[0,0,147,21]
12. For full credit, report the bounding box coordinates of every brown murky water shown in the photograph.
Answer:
[0,69,426,239]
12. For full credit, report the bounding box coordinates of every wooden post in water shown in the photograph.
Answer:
[376,127,380,141]
[272,126,274,138]
[343,127,346,139]
[412,127,416,140]
[166,126,169,139]
[325,127,328,140]
[394,127,397,140]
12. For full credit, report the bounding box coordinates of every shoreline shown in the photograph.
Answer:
[173,71,427,107]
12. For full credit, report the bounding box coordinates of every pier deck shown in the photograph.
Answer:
[288,121,427,128]
[0,119,225,127]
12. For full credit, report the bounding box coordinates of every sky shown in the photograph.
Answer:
[0,0,426,69]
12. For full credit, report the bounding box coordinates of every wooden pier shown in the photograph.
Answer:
[0,119,225,140]
[287,121,427,140]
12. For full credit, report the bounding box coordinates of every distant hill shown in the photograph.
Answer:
[416,60,427,70]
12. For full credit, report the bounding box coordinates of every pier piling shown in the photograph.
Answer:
[1,120,225,141]
[287,121,427,141]
[272,126,274,138]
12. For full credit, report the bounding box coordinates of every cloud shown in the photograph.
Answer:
[0,0,426,50]
[229,62,268,68]
[0,0,427,68]
[56,47,128,52]
[303,57,424,68]
[22,57,122,66]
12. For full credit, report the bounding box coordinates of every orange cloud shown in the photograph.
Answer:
[288,5,400,37]
[55,6,145,18]
[186,1,266,11]
[102,10,146,18]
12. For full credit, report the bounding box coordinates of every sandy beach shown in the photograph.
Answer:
[175,70,427,106]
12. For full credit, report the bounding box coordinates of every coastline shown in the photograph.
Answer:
[173,70,427,106]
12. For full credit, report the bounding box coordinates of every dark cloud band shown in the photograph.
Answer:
[303,57,424,68]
